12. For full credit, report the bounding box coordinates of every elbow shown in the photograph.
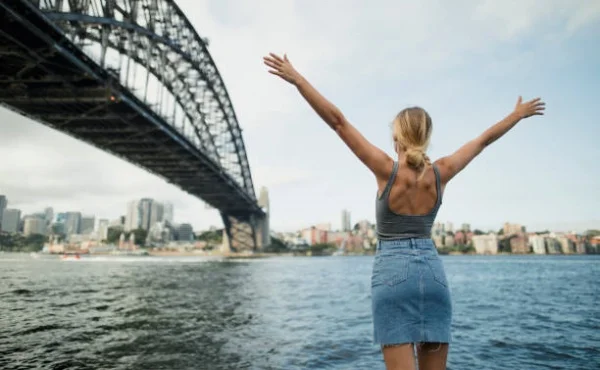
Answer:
[330,109,346,132]
[477,136,493,150]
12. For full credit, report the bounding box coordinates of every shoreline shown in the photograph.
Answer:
[1,250,595,257]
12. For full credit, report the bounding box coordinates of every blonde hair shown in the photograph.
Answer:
[392,107,433,172]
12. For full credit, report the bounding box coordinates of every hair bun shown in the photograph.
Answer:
[405,147,428,170]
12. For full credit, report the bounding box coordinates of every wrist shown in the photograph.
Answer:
[509,111,523,121]
[292,73,306,87]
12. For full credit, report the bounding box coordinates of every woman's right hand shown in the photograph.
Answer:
[513,96,546,119]
[263,53,302,85]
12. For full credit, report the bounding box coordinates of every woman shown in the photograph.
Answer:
[263,53,544,370]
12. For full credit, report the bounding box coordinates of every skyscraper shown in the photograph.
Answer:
[0,195,6,231]
[342,209,351,232]
[97,219,109,241]
[126,199,165,231]
[125,200,141,231]
[163,202,174,224]
[44,207,54,226]
[150,201,164,227]
[1,209,21,233]
[80,216,96,234]
[23,216,46,236]
[64,212,82,236]
[56,212,67,224]
[177,223,194,242]
[140,198,153,230]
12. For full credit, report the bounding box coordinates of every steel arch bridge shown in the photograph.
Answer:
[0,0,266,251]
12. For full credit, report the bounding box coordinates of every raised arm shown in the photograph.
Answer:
[263,53,393,181]
[435,96,545,184]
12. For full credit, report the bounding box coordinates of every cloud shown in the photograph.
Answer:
[0,0,598,233]
[566,0,600,34]
[251,165,313,190]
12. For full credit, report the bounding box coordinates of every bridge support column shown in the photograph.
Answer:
[221,213,267,253]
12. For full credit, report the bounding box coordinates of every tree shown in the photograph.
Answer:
[498,237,511,253]
[309,243,337,256]
[196,229,223,244]
[106,227,122,244]
[50,224,65,238]
[131,228,148,247]
[497,228,504,235]
[263,236,289,253]
[473,229,484,235]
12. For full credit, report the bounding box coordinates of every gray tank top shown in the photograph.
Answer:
[376,161,442,240]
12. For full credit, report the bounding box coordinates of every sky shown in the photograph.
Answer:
[1,0,599,233]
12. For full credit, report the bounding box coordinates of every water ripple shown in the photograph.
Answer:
[0,254,598,369]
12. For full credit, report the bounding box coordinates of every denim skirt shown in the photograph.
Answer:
[371,238,452,346]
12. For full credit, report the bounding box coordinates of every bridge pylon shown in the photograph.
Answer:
[221,213,267,253]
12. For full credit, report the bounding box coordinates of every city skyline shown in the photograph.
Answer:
[1,190,595,236]
[1,1,599,233]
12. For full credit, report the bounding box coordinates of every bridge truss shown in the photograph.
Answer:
[0,0,266,251]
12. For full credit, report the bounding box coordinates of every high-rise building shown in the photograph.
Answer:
[177,223,194,242]
[0,195,7,231]
[80,216,95,234]
[127,199,167,231]
[23,216,46,236]
[125,200,141,231]
[150,202,164,227]
[257,187,270,247]
[341,209,351,232]
[97,219,109,241]
[64,212,82,236]
[44,207,54,226]
[56,212,67,224]
[445,222,454,233]
[1,209,21,233]
[163,202,174,223]
[461,223,471,232]
[140,198,153,230]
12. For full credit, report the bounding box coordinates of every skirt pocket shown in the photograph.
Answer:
[425,255,448,287]
[372,255,409,287]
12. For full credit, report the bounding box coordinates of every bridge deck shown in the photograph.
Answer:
[0,1,263,220]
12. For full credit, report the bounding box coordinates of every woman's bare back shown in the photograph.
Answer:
[383,162,441,216]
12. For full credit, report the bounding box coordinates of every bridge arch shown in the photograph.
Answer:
[39,0,256,199]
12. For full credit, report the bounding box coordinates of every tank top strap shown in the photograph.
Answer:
[432,164,442,205]
[379,161,398,200]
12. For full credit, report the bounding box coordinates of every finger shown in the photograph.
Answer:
[263,56,281,66]
[527,97,541,104]
[268,70,284,77]
[263,60,281,69]
[517,96,522,105]
[269,53,284,63]
[284,53,289,62]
